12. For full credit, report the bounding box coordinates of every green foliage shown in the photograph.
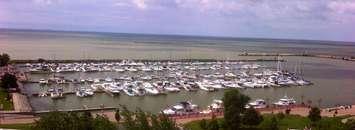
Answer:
[242,108,263,126]
[115,108,121,123]
[93,115,117,130]
[313,117,348,130]
[199,119,208,130]
[0,87,13,110]
[0,53,10,67]
[276,112,285,120]
[223,89,250,130]
[208,115,220,130]
[344,119,355,130]
[0,73,18,89]
[259,115,279,130]
[185,114,351,130]
[32,111,116,130]
[120,106,179,130]
[308,107,321,122]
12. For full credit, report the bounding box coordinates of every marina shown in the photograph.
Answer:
[22,60,312,97]
[16,58,318,113]
[1,29,355,116]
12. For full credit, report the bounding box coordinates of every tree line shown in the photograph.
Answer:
[0,53,10,67]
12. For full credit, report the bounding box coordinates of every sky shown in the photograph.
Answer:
[1,0,355,42]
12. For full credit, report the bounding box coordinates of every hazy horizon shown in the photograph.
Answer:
[1,0,355,42]
[2,28,355,45]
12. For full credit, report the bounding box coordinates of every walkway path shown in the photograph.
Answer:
[11,93,32,112]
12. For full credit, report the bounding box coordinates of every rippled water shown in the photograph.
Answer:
[1,29,355,112]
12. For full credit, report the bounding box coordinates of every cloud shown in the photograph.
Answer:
[133,0,148,10]
[33,0,60,5]
[2,0,355,41]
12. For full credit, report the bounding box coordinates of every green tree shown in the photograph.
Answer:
[0,73,18,90]
[136,109,151,130]
[276,112,285,120]
[92,114,117,130]
[32,111,116,130]
[345,119,355,130]
[115,108,121,123]
[308,107,321,122]
[121,106,138,130]
[269,116,279,130]
[81,111,94,130]
[223,89,250,130]
[208,115,219,130]
[0,53,10,67]
[242,108,263,127]
[158,114,179,130]
[119,106,179,130]
[199,119,208,130]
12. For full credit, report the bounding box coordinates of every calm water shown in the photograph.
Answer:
[1,29,355,113]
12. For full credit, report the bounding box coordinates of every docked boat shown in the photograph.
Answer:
[143,82,160,95]
[201,99,223,114]
[273,96,296,106]
[162,101,198,115]
[196,81,216,92]
[246,99,267,109]
[39,79,49,85]
[123,82,136,96]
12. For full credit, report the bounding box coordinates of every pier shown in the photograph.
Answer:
[239,52,355,61]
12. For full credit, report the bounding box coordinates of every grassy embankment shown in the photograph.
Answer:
[0,123,33,130]
[184,114,349,130]
[0,87,13,110]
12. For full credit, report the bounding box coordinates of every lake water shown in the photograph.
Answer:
[1,29,355,113]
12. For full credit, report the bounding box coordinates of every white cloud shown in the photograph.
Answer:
[113,2,130,7]
[133,0,147,10]
[33,0,60,5]
[328,1,355,14]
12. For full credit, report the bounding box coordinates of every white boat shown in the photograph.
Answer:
[181,83,198,92]
[273,96,296,106]
[132,86,146,96]
[222,81,243,89]
[295,78,312,86]
[246,99,267,109]
[196,81,215,92]
[162,101,198,115]
[143,82,159,95]
[208,99,223,110]
[123,82,136,96]
[103,83,121,95]
[201,99,223,114]
[39,79,48,84]
[164,86,180,92]
[90,83,103,91]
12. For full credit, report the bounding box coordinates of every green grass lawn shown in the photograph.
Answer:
[0,88,14,110]
[0,123,33,130]
[183,114,349,130]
